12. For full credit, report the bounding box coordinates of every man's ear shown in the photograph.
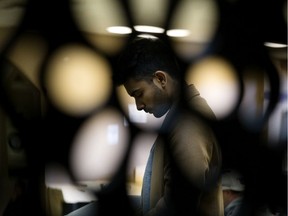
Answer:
[153,71,167,88]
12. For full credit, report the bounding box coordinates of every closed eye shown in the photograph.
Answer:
[135,91,142,98]
[131,90,142,98]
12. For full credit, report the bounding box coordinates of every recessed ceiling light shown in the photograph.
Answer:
[166,29,190,37]
[137,34,158,39]
[264,42,287,48]
[134,25,165,33]
[106,26,132,34]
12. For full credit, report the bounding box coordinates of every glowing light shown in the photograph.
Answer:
[134,25,165,33]
[129,0,168,29]
[106,26,132,34]
[169,0,218,43]
[136,34,159,39]
[71,0,129,55]
[166,29,190,37]
[264,42,287,48]
[186,56,240,119]
[169,0,219,60]
[45,44,112,116]
[71,0,128,34]
[70,108,129,183]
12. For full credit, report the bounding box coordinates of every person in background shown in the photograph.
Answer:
[221,169,245,216]
[114,36,224,216]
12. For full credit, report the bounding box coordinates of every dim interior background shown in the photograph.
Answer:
[0,0,287,215]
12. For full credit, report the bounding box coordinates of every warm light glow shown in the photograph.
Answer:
[45,44,112,116]
[70,108,129,183]
[129,0,168,29]
[186,56,240,119]
[71,0,128,34]
[169,0,218,43]
[134,25,165,33]
[169,0,219,60]
[106,26,132,34]
[71,0,129,55]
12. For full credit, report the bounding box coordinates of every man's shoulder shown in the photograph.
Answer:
[185,84,217,120]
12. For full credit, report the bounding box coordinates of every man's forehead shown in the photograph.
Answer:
[124,78,146,87]
[124,78,147,95]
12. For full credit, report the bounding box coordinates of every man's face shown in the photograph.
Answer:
[222,190,232,208]
[124,77,170,118]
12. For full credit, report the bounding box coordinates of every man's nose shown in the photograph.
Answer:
[136,101,145,111]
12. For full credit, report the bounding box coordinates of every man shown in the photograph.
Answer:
[114,36,224,216]
[221,169,245,216]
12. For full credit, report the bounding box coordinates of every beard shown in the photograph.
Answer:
[151,85,171,118]
[153,106,169,118]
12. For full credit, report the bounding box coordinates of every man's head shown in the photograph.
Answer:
[114,36,181,118]
[221,169,245,208]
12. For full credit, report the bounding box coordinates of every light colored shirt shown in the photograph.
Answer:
[141,144,155,215]
[225,197,243,216]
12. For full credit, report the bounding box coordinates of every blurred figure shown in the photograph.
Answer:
[221,169,245,216]
[114,36,223,216]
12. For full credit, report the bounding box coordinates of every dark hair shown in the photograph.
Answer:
[113,36,181,86]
